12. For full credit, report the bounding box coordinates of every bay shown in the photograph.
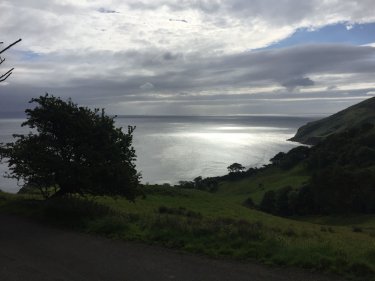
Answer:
[0,115,316,193]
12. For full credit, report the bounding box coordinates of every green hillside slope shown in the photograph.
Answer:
[289,97,375,145]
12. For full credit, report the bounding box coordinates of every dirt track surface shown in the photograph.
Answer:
[0,214,343,281]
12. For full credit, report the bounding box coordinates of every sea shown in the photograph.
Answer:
[0,115,317,193]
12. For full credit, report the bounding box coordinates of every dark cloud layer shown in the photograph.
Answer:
[1,0,375,116]
[282,77,315,88]
[1,43,375,116]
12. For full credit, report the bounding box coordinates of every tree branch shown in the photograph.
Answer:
[0,68,14,82]
[0,39,22,55]
[0,39,22,83]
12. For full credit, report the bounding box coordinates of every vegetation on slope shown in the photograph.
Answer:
[289,97,375,145]
[0,184,374,281]
[267,124,375,215]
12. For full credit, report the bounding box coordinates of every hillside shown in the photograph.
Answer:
[289,97,375,145]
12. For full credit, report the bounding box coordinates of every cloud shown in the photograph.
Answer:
[127,0,375,27]
[326,85,338,91]
[162,52,180,61]
[2,0,375,55]
[2,43,375,114]
[98,7,119,14]
[140,82,155,90]
[1,0,375,116]
[282,77,315,89]
[169,19,188,23]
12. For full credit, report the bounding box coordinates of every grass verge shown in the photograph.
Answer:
[0,188,374,281]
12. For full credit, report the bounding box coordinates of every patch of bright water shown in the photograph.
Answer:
[0,116,316,193]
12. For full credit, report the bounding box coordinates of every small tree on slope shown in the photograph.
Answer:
[227,163,245,173]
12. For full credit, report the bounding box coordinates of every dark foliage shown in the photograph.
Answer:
[270,146,310,169]
[178,176,219,192]
[305,124,375,214]
[258,186,301,216]
[42,197,115,227]
[177,165,263,193]
[178,180,195,189]
[261,123,375,215]
[227,162,245,173]
[0,94,140,199]
[309,167,375,214]
[220,166,261,181]
[178,164,265,193]
[157,206,202,219]
[274,186,293,216]
[242,197,256,209]
[259,190,276,214]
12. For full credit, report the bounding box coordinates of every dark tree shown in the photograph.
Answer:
[0,94,140,199]
[270,152,285,165]
[227,163,245,173]
[0,39,22,82]
[259,190,276,214]
[275,186,293,216]
[193,176,203,189]
[270,146,309,170]
[242,197,255,209]
[178,180,195,189]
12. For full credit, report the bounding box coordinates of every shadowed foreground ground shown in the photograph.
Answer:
[0,215,343,281]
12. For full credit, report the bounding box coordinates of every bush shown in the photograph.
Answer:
[242,197,256,209]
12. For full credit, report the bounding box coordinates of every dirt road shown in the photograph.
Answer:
[0,215,343,281]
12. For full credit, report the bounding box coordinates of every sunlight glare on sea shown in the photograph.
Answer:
[0,115,316,192]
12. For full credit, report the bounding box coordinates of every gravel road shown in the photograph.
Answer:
[0,214,343,281]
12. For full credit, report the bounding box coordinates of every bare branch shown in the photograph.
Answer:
[0,39,22,55]
[0,38,22,83]
[0,68,14,82]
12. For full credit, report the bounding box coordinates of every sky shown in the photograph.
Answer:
[1,0,375,117]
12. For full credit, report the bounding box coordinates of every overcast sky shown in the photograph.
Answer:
[1,0,375,116]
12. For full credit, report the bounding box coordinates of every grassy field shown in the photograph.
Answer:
[217,165,310,203]
[0,168,374,281]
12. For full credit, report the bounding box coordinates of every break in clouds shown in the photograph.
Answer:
[1,0,375,116]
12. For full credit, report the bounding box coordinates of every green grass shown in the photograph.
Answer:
[290,96,375,144]
[217,164,309,204]
[0,176,374,281]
